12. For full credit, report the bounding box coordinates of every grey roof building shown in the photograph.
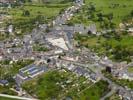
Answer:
[15,64,48,84]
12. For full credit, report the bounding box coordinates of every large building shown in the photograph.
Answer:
[15,64,48,84]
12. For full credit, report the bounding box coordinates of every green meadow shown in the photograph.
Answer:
[2,1,72,36]
[69,0,133,28]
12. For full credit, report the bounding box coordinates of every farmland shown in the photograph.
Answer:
[69,0,133,29]
[1,0,73,38]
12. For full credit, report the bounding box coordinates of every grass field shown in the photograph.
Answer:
[0,59,34,79]
[9,3,71,20]
[1,1,72,37]
[0,97,19,100]
[23,71,110,100]
[128,66,133,73]
[22,69,92,100]
[78,80,109,100]
[69,0,133,28]
[0,86,17,96]
[74,32,133,62]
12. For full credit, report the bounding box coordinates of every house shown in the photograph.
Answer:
[118,89,133,100]
[8,25,13,34]
[88,24,97,35]
[74,24,86,33]
[128,28,133,33]
[0,80,9,86]
[118,72,133,81]
[74,67,89,76]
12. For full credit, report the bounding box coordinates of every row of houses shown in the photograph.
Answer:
[56,60,100,83]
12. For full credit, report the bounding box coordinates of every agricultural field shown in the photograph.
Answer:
[69,0,133,29]
[1,0,73,38]
[22,69,93,100]
[74,32,133,62]
[78,80,109,100]
[67,80,110,100]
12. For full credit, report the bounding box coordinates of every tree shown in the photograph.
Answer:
[106,13,113,22]
[22,10,30,16]
[130,10,133,17]
[35,14,45,24]
[88,3,96,12]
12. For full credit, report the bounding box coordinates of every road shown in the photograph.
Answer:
[100,89,115,100]
[0,94,37,100]
[100,73,133,100]
[53,0,83,26]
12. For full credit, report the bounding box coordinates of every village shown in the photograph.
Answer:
[0,0,133,100]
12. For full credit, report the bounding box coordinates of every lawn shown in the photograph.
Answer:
[0,97,19,100]
[22,69,92,100]
[0,86,17,96]
[77,80,110,100]
[69,0,133,29]
[128,66,133,73]
[9,3,71,19]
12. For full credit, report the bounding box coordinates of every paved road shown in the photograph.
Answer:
[100,89,115,100]
[53,0,83,26]
[0,94,37,100]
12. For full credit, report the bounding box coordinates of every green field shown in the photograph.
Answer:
[68,80,110,100]
[23,71,110,100]
[0,97,19,100]
[0,86,17,96]
[74,32,133,62]
[0,59,34,79]
[22,70,92,100]
[1,1,72,38]
[79,80,109,100]
[69,0,133,29]
[9,3,71,20]
[128,67,133,73]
